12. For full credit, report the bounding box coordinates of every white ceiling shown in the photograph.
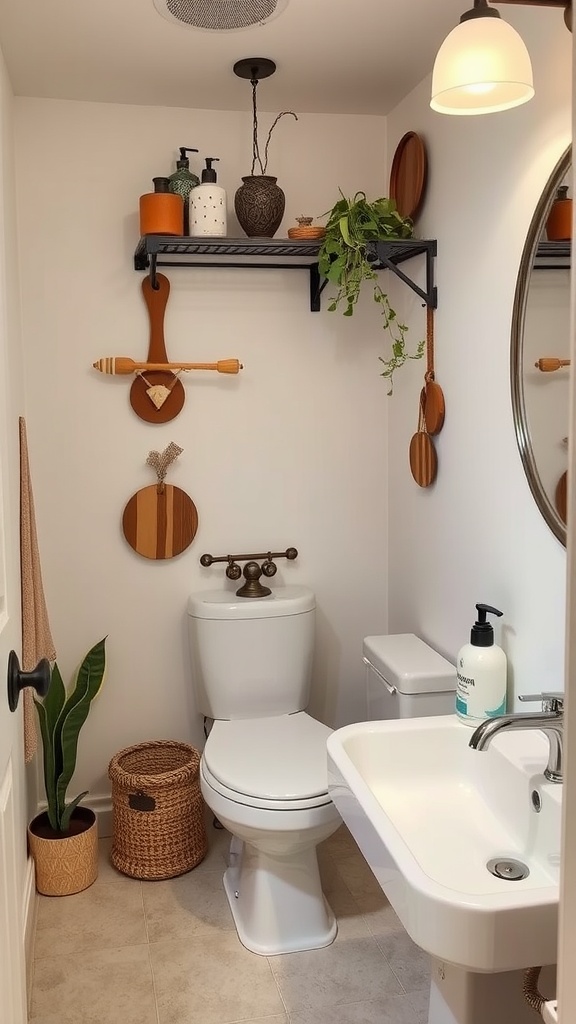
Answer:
[0,0,470,116]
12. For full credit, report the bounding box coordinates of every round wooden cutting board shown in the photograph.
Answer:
[389,132,428,222]
[122,484,198,559]
[409,430,437,487]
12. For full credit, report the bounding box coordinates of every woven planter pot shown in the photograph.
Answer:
[108,740,207,880]
[28,807,98,896]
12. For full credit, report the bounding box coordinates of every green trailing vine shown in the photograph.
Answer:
[318,192,425,394]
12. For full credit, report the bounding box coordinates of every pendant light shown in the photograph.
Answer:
[431,0,535,115]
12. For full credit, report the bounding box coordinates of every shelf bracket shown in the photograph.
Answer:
[310,264,328,312]
[368,240,437,309]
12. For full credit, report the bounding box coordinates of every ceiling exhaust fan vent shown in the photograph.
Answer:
[153,0,290,32]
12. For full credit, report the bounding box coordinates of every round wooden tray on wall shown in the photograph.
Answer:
[389,132,428,222]
[122,484,198,559]
[409,430,437,487]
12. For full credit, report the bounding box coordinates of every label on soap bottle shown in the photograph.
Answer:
[455,644,507,724]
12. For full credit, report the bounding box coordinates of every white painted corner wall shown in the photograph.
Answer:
[385,6,571,708]
[14,99,390,805]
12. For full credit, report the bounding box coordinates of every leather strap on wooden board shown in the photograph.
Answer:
[423,306,445,436]
[425,304,435,382]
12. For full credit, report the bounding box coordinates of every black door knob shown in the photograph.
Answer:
[7,650,51,712]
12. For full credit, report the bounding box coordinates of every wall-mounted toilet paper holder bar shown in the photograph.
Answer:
[200,547,298,599]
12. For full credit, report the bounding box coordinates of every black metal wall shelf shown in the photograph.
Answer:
[534,240,570,269]
[134,235,438,312]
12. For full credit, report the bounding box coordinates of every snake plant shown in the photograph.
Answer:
[34,638,107,833]
[318,192,424,393]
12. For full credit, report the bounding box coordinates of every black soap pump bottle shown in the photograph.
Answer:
[168,147,200,233]
[189,157,227,237]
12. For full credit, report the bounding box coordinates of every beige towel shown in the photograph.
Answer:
[19,417,57,762]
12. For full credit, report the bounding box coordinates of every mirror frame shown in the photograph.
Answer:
[510,145,571,547]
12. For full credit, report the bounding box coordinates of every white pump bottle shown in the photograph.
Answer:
[189,157,227,237]
[455,603,507,726]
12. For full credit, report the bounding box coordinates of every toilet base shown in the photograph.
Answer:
[223,835,337,956]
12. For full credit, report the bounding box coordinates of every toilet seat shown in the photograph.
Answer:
[202,712,333,811]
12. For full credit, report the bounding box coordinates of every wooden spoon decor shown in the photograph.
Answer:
[92,272,243,424]
[122,442,198,560]
[131,274,185,423]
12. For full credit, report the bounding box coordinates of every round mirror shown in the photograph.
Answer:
[511,146,571,546]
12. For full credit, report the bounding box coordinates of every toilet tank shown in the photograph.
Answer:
[364,633,456,719]
[187,585,315,719]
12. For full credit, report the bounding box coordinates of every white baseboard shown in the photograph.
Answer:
[88,794,113,839]
[23,856,37,1012]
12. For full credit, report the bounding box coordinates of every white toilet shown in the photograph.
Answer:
[187,584,341,956]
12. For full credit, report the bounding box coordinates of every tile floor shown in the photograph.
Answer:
[29,819,431,1024]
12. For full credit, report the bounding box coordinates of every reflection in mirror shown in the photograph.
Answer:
[511,146,571,546]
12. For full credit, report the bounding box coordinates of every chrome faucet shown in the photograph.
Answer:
[468,692,564,783]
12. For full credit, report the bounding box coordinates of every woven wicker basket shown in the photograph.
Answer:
[108,740,207,880]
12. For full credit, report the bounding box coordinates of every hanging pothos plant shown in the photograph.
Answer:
[318,192,425,394]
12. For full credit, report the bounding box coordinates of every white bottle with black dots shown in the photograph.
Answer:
[455,603,508,726]
[189,157,227,237]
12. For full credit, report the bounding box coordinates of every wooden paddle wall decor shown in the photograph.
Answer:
[122,442,198,559]
[409,307,444,487]
[92,273,243,424]
[409,390,437,488]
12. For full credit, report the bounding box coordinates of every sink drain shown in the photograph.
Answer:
[487,858,530,880]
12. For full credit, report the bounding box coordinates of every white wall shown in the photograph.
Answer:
[385,7,571,709]
[14,100,392,805]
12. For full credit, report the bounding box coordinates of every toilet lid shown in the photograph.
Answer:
[204,713,333,802]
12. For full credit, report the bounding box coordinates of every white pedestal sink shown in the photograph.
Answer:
[327,715,560,1023]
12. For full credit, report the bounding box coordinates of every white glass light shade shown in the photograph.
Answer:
[431,16,534,115]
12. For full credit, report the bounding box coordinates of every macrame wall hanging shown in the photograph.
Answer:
[93,273,243,424]
[122,442,198,559]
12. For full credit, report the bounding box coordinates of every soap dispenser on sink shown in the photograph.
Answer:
[455,603,507,726]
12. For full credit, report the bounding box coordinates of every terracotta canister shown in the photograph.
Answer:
[139,177,183,236]
[546,186,572,242]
